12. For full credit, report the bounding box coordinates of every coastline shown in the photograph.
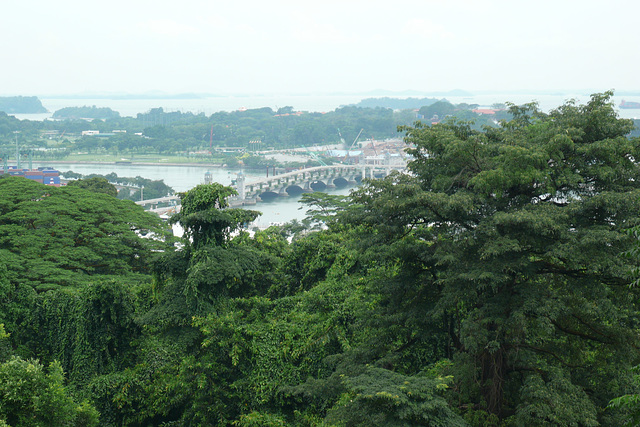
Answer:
[39,160,227,168]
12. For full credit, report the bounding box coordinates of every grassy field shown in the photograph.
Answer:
[52,153,230,165]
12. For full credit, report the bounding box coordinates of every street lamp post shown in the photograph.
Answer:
[13,131,20,169]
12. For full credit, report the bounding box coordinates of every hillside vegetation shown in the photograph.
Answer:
[1,92,640,426]
[0,96,47,114]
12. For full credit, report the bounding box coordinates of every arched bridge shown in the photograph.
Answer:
[230,164,403,206]
[136,164,405,212]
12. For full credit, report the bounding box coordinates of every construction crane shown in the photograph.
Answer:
[350,129,364,150]
[303,145,328,166]
[337,128,346,148]
[344,129,364,163]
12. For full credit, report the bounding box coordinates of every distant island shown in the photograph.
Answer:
[0,96,48,114]
[52,105,120,120]
[351,97,441,109]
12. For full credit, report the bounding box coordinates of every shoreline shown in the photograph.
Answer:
[37,160,227,168]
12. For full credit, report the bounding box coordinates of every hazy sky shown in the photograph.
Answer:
[2,0,638,96]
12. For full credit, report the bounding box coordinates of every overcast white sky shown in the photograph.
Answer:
[1,0,638,96]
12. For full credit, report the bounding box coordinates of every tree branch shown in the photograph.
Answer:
[518,344,582,368]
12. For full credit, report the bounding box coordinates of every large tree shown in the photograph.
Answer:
[337,92,640,424]
[91,184,285,425]
[0,177,172,291]
[66,176,118,197]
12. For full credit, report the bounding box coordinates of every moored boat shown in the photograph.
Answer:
[620,100,640,109]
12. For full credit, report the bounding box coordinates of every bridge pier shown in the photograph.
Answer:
[302,182,314,193]
[229,164,406,204]
[243,197,259,205]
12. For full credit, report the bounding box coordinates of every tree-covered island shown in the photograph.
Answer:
[52,106,120,120]
[0,96,48,114]
[1,92,640,425]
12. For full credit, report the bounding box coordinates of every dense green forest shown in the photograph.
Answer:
[52,106,121,120]
[0,100,512,165]
[2,92,640,426]
[0,97,638,165]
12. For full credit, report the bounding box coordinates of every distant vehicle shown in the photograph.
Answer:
[619,100,640,109]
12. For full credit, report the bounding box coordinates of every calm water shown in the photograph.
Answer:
[35,162,354,226]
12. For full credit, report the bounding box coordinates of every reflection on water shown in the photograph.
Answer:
[43,163,255,192]
[249,186,353,227]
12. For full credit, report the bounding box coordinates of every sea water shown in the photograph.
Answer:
[34,162,354,226]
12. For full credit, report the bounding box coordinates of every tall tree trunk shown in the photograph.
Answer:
[480,346,507,417]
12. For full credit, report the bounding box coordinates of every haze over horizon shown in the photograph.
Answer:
[2,0,639,97]
[21,88,640,99]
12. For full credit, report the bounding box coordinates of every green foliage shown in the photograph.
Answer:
[28,281,141,384]
[2,92,640,426]
[343,91,640,422]
[234,411,287,426]
[299,192,350,227]
[113,186,287,425]
[66,177,118,197]
[179,182,236,214]
[417,100,464,121]
[0,112,22,137]
[3,102,419,158]
[608,366,640,426]
[0,324,10,362]
[510,368,598,426]
[0,261,36,356]
[324,366,464,427]
[0,177,172,290]
[184,241,461,425]
[0,356,99,426]
[62,172,174,201]
[147,185,279,331]
[52,106,120,120]
[171,183,259,249]
[278,231,346,295]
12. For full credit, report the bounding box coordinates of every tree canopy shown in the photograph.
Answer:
[0,177,172,291]
[52,105,120,120]
[1,92,640,426]
[0,356,99,426]
[334,91,640,424]
[65,176,118,197]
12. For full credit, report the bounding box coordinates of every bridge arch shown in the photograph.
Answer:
[231,164,406,204]
[331,177,349,188]
[258,191,280,201]
[285,185,304,196]
[309,180,327,191]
